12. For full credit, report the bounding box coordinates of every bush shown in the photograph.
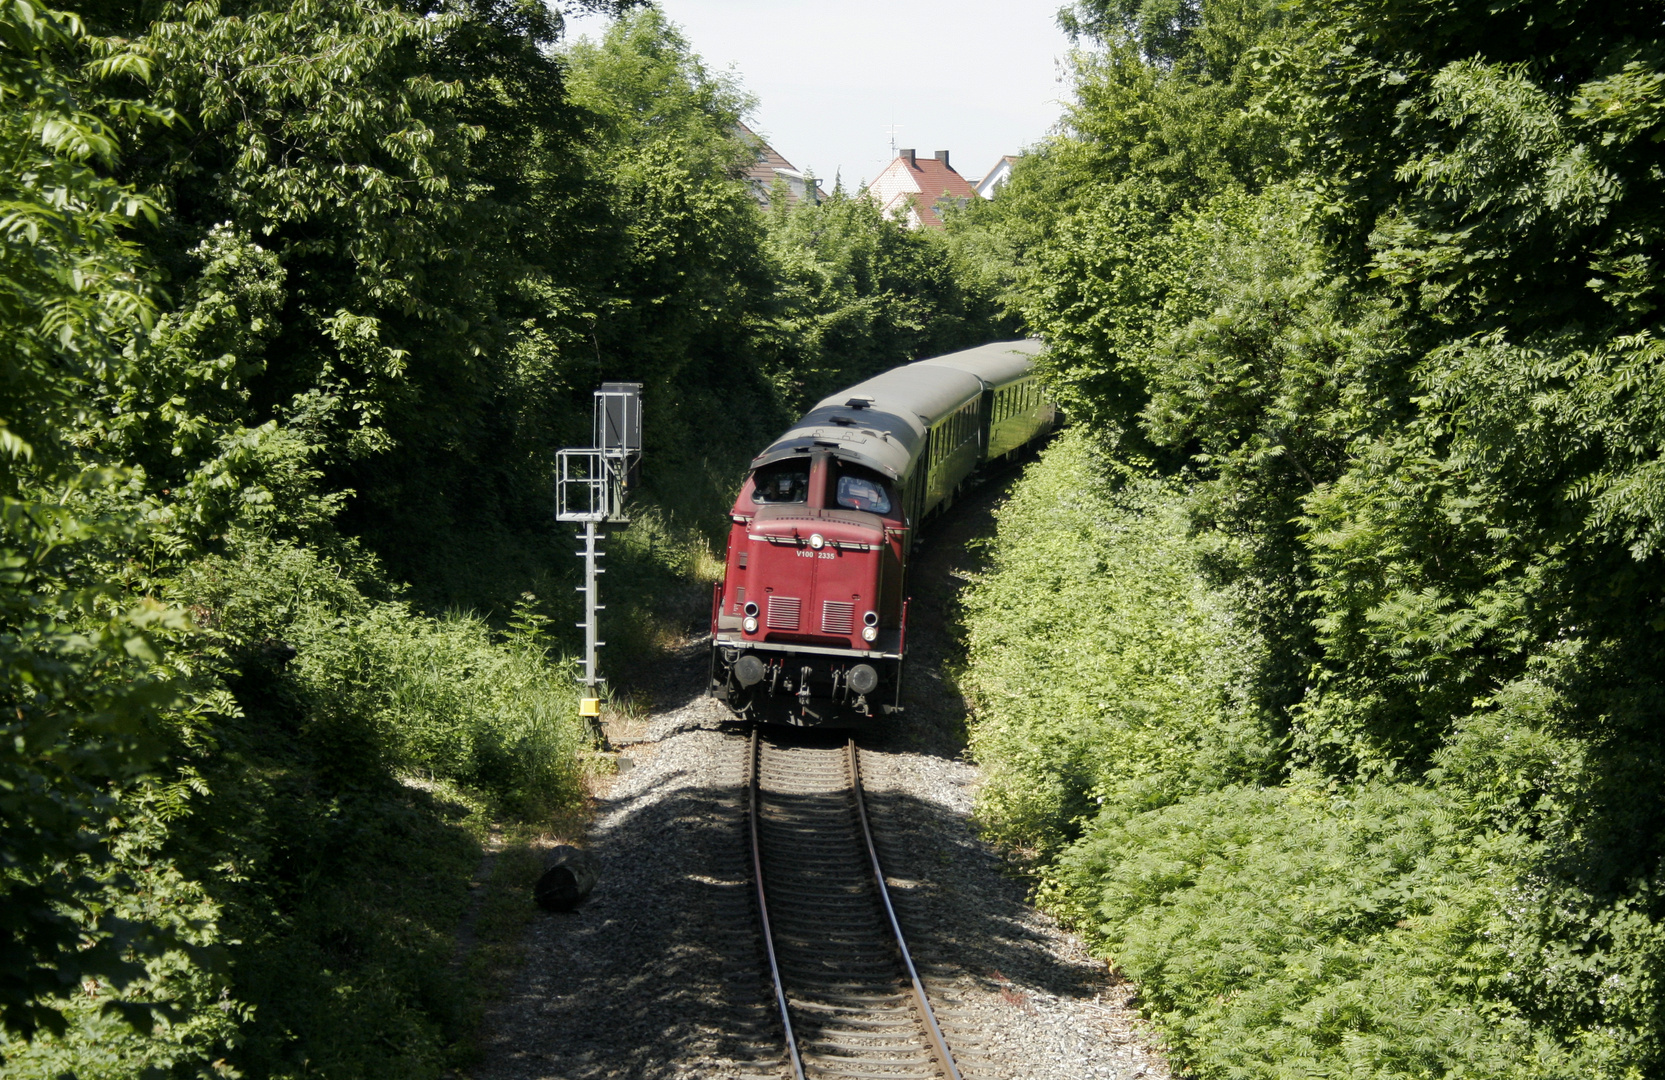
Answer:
[963,429,1278,857]
[1045,781,1588,1079]
[181,533,588,818]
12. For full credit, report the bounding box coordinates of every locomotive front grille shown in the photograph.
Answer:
[732,586,745,614]
[766,596,801,630]
[821,600,854,635]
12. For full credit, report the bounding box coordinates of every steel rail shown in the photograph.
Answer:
[846,739,963,1080]
[749,728,807,1080]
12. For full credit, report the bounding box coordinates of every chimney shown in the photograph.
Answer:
[900,148,916,167]
[935,150,950,169]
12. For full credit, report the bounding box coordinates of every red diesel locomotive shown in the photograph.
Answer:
[709,339,1056,725]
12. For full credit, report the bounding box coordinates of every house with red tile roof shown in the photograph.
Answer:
[865,149,975,229]
[736,123,825,208]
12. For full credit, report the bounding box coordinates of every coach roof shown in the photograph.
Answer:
[831,365,984,428]
[747,339,1045,481]
[911,338,1043,389]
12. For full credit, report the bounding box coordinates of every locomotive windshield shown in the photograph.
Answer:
[751,461,809,503]
[835,469,892,514]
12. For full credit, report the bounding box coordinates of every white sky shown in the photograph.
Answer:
[560,0,1075,189]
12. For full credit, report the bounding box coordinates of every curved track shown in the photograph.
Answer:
[747,730,962,1080]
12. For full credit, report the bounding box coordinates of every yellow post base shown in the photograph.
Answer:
[579,697,601,717]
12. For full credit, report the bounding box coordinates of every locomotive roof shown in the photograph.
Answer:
[747,402,928,481]
[748,339,1046,481]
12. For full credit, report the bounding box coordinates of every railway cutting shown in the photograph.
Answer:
[747,728,962,1080]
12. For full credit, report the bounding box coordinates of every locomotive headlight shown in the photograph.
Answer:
[861,625,879,642]
[810,533,825,549]
[863,611,879,627]
[743,616,758,633]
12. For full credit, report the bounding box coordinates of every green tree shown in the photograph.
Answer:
[56,0,626,610]
[765,188,1013,410]
[0,0,196,1039]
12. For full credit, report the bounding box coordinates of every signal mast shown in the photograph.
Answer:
[555,383,642,719]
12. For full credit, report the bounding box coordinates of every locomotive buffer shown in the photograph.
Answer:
[555,383,642,719]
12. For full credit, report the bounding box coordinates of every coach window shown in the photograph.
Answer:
[751,460,810,503]
[834,466,893,514]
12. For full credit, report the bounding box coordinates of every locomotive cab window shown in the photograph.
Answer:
[751,460,810,503]
[833,466,893,514]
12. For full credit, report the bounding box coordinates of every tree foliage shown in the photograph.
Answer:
[0,0,191,1040]
[766,188,1014,409]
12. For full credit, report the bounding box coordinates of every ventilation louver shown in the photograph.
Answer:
[821,600,854,635]
[766,596,801,631]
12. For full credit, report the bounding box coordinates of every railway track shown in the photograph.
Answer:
[747,729,962,1080]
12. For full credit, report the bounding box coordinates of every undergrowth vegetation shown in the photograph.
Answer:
[182,534,589,819]
[964,431,1273,858]
[1047,783,1535,1078]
